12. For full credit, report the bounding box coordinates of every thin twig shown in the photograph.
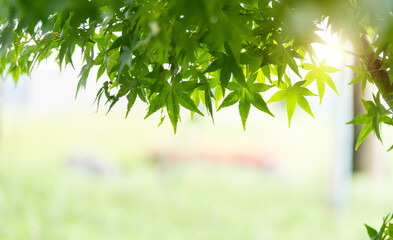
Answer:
[315,40,362,58]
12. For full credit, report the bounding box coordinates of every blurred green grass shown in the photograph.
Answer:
[0,110,392,240]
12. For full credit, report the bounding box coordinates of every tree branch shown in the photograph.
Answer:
[359,36,393,109]
[315,40,362,58]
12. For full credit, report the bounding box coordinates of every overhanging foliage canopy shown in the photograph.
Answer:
[1,0,393,149]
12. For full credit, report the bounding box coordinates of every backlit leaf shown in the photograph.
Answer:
[218,91,240,110]
[232,63,247,87]
[239,90,251,130]
[346,113,369,125]
[145,91,169,119]
[355,123,373,150]
[300,63,316,70]
[125,88,138,118]
[284,50,301,77]
[175,90,204,116]
[322,65,340,73]
[296,95,314,118]
[268,89,288,103]
[286,93,296,127]
[249,91,273,117]
[167,90,180,134]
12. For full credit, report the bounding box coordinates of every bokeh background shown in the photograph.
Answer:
[0,33,392,240]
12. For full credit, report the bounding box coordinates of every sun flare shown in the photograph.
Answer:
[313,31,346,68]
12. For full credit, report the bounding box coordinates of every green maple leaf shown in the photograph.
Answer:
[346,64,372,95]
[239,89,251,131]
[217,91,240,110]
[301,59,340,104]
[346,94,391,150]
[217,74,273,130]
[173,80,204,117]
[217,77,273,115]
[268,80,317,127]
[118,46,132,74]
[166,89,181,134]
